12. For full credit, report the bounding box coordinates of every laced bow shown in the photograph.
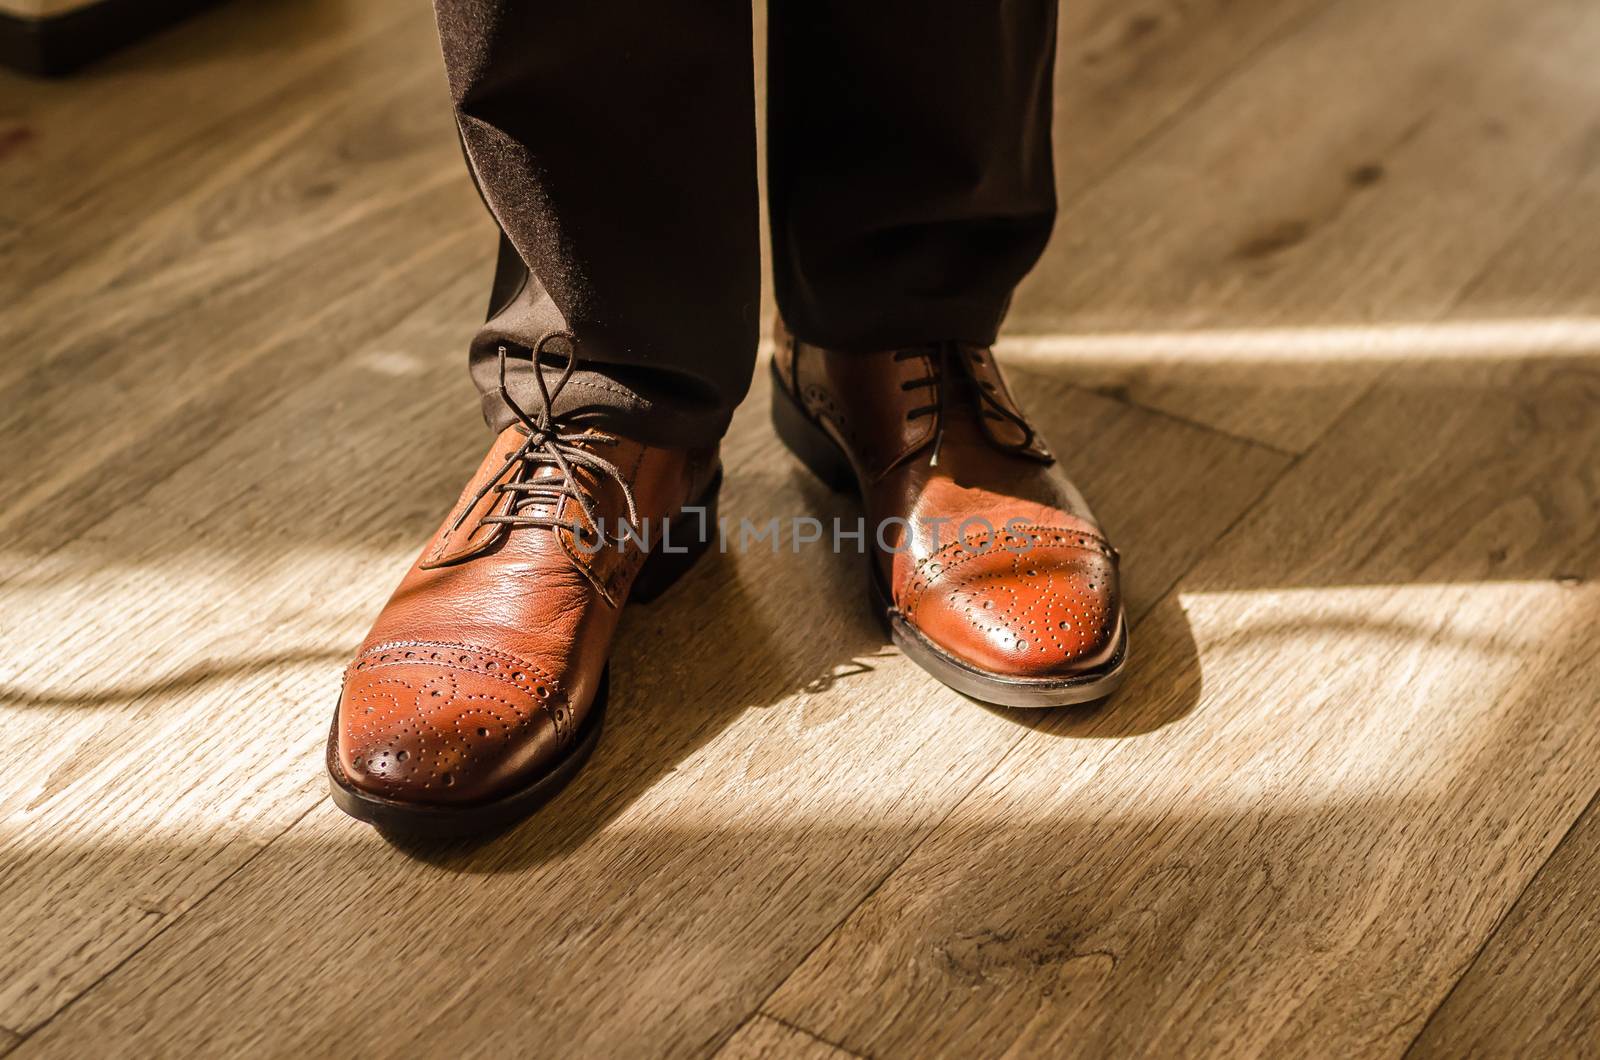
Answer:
[451,332,640,542]
[893,343,1039,465]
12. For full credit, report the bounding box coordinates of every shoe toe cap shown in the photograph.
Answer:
[904,537,1122,679]
[333,648,568,805]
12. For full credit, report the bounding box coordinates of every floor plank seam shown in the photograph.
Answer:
[756,1012,870,1059]
[1399,783,1600,1057]
[1445,175,1600,316]
[1064,382,1299,459]
[1124,446,1305,628]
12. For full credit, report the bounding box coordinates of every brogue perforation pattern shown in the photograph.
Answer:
[341,641,572,793]
[899,526,1119,665]
[802,383,863,452]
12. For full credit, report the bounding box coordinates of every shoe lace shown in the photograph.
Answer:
[450,332,640,543]
[893,342,1037,465]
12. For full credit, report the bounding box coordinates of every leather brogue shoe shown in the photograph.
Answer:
[770,319,1126,708]
[326,339,720,835]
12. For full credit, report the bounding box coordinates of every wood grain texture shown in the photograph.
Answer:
[1,0,1596,1054]
[1400,128,1600,1060]
[715,1016,859,1060]
[1052,0,1336,202]
[0,0,416,253]
[1407,793,1600,1059]
[0,8,492,1034]
[1011,0,1600,454]
[0,0,470,555]
[0,263,491,1031]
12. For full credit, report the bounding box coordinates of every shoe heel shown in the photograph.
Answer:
[769,364,855,494]
[630,469,722,603]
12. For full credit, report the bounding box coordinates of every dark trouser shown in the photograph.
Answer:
[434,0,1059,447]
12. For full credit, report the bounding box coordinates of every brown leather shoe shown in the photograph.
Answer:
[326,341,720,836]
[771,320,1126,708]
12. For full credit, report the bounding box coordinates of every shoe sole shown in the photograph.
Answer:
[769,362,1127,709]
[325,470,722,838]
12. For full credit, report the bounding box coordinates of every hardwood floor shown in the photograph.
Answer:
[1,0,1597,1056]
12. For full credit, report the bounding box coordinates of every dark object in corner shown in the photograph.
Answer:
[0,0,225,76]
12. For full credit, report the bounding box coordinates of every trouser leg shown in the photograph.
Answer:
[434,0,760,446]
[767,0,1059,352]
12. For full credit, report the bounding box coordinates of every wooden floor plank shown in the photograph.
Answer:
[1407,793,1600,1057]
[1398,131,1600,1060]
[0,0,420,272]
[1010,0,1600,454]
[1408,792,1600,1058]
[1051,0,1337,202]
[0,265,491,1032]
[0,9,477,549]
